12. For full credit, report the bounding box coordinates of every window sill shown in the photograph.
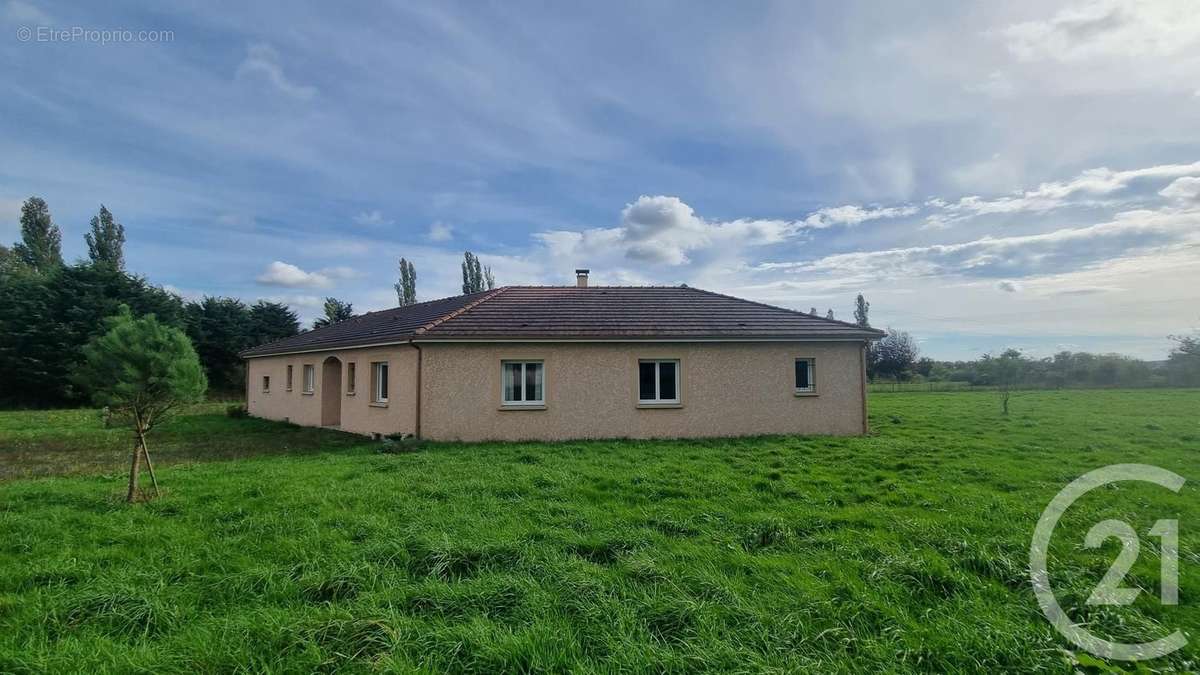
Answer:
[286,389,293,393]
[637,402,682,409]
[369,402,388,408]
[794,391,819,397]
[302,391,314,396]
[346,392,356,397]
[500,404,547,411]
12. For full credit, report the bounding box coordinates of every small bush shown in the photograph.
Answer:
[226,404,249,419]
[377,435,424,454]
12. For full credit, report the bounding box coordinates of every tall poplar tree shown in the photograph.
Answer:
[395,257,417,306]
[85,204,127,269]
[13,197,62,273]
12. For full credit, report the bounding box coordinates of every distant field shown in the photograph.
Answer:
[1,390,1197,672]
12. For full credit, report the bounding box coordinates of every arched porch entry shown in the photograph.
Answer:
[321,356,342,427]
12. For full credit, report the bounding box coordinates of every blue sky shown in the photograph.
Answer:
[2,0,1198,359]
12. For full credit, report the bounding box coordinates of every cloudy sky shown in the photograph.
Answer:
[3,0,1198,359]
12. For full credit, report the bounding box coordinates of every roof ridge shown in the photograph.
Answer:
[414,286,509,335]
[684,286,884,335]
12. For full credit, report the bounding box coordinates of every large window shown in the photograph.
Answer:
[795,358,815,393]
[639,359,679,404]
[372,362,389,404]
[347,362,356,394]
[502,361,544,405]
[286,365,293,391]
[303,364,315,393]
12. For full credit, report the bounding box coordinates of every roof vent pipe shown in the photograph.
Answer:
[575,269,590,288]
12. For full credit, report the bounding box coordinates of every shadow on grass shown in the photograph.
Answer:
[0,404,365,481]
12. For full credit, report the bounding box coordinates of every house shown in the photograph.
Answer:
[241,271,883,441]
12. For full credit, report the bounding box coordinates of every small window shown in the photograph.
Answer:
[638,359,680,404]
[502,361,544,405]
[372,362,389,403]
[262,375,270,392]
[303,364,315,393]
[347,362,356,394]
[286,365,293,391]
[795,358,815,393]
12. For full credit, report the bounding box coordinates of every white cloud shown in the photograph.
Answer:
[1002,1,1200,62]
[926,160,1200,226]
[427,222,454,242]
[802,204,918,228]
[764,206,1200,281]
[538,195,918,268]
[354,209,392,226]
[534,195,804,267]
[255,260,331,288]
[235,43,317,100]
[1159,176,1200,202]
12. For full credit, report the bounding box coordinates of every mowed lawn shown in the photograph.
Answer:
[1,391,1197,672]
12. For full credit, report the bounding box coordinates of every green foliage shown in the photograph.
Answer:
[313,297,354,329]
[461,251,494,294]
[12,196,62,272]
[74,306,206,423]
[0,196,300,405]
[0,262,184,406]
[873,327,919,382]
[182,298,299,393]
[184,297,252,394]
[395,257,417,306]
[0,243,18,275]
[1167,330,1200,386]
[0,390,1196,670]
[84,205,126,269]
[854,293,870,327]
[907,350,1169,389]
[247,300,300,346]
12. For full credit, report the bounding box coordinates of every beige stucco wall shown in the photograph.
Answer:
[419,341,867,441]
[246,346,418,437]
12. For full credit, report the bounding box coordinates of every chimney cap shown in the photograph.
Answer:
[575,268,590,274]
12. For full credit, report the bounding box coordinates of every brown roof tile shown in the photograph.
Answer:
[242,285,882,357]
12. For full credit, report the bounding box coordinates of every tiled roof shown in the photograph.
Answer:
[242,286,882,357]
[239,290,499,357]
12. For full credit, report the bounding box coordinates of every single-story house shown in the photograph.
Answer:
[240,271,883,441]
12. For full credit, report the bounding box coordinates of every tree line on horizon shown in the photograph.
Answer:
[0,196,503,405]
[1,196,1196,406]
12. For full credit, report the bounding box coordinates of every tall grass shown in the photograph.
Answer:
[0,390,1197,671]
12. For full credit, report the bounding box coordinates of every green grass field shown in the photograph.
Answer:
[1,390,1197,672]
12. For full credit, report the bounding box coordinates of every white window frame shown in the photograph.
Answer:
[372,361,389,404]
[501,360,545,406]
[286,365,293,391]
[303,364,315,394]
[262,375,270,393]
[795,358,816,394]
[346,362,356,395]
[638,359,681,404]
